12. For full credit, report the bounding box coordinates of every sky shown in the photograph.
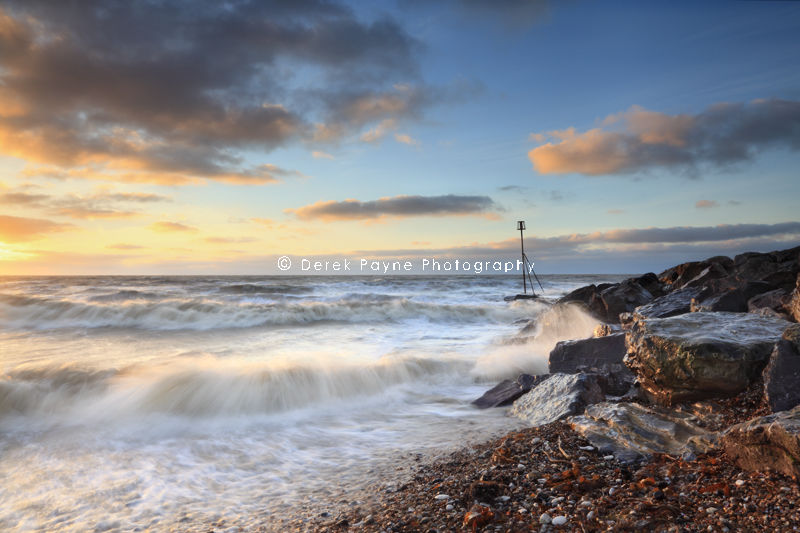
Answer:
[0,0,799,275]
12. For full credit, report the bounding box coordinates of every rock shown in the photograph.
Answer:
[569,402,716,464]
[748,288,789,313]
[472,374,548,409]
[548,333,626,374]
[690,280,776,313]
[790,274,800,323]
[634,272,666,298]
[552,515,568,526]
[598,280,654,323]
[624,312,788,405]
[763,324,800,413]
[659,256,733,289]
[683,262,730,288]
[722,405,800,477]
[510,373,604,426]
[633,286,702,319]
[556,284,609,320]
[593,323,617,337]
[539,513,552,525]
[734,246,800,289]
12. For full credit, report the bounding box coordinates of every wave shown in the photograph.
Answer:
[88,290,162,302]
[0,357,469,419]
[217,283,313,295]
[471,302,601,381]
[0,292,532,331]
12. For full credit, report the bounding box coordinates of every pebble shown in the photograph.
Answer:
[579,446,594,451]
[579,501,592,507]
[587,511,595,520]
[604,455,614,460]
[539,513,552,525]
[445,504,453,511]
[518,508,527,514]
[537,478,547,484]
[434,494,449,501]
[552,516,568,526]
[497,495,511,502]
[532,438,542,444]
[706,507,718,514]
[735,480,746,487]
[609,487,618,496]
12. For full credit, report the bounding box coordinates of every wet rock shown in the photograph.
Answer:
[598,279,654,323]
[690,280,776,313]
[790,274,800,323]
[748,288,790,316]
[659,256,733,290]
[593,323,618,337]
[510,373,604,426]
[734,246,800,290]
[683,262,730,288]
[472,374,548,409]
[763,324,800,413]
[548,333,626,374]
[624,312,788,405]
[722,405,800,477]
[633,286,702,319]
[569,402,716,464]
[634,272,666,298]
[556,284,610,320]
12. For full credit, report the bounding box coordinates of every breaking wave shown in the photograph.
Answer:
[0,357,469,419]
[0,292,531,331]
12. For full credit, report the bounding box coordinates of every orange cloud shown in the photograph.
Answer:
[0,214,74,242]
[695,200,719,209]
[528,99,800,176]
[149,221,198,233]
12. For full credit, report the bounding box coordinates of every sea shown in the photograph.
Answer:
[0,274,626,532]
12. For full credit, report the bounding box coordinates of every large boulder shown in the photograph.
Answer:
[690,279,776,313]
[570,402,716,463]
[748,288,791,319]
[556,284,609,320]
[633,286,702,320]
[763,324,800,413]
[733,246,800,290]
[472,374,548,409]
[510,373,604,426]
[659,256,733,290]
[722,406,800,477]
[624,312,789,406]
[790,273,800,323]
[548,333,626,374]
[597,279,654,323]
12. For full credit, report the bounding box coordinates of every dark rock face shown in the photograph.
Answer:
[510,373,604,426]
[633,286,702,319]
[634,272,665,298]
[763,324,800,413]
[597,280,653,324]
[790,274,800,323]
[472,374,548,409]
[549,333,626,374]
[624,312,788,406]
[659,257,733,290]
[558,278,656,324]
[722,406,800,477]
[748,288,790,317]
[570,402,716,464]
[690,280,776,313]
[734,246,800,291]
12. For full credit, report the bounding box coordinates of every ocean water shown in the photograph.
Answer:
[0,274,623,532]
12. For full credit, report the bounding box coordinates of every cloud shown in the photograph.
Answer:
[287,194,499,221]
[0,185,171,219]
[528,99,800,176]
[607,209,625,215]
[360,119,397,143]
[498,185,528,192]
[149,221,198,233]
[204,236,258,244]
[0,214,73,242]
[394,133,420,146]
[312,151,335,160]
[695,200,719,209]
[107,243,144,250]
[0,1,424,185]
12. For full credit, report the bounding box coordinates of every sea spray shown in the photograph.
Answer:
[471,302,601,381]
